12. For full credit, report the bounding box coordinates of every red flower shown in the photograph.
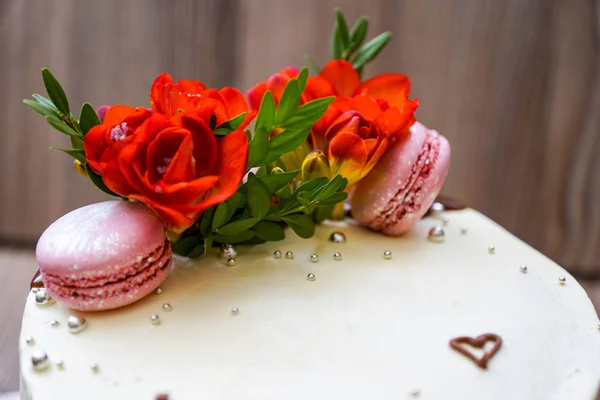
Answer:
[246,67,336,110]
[318,60,418,136]
[150,73,255,130]
[85,111,248,235]
[85,105,153,174]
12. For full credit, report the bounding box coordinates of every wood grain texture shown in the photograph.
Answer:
[0,0,599,276]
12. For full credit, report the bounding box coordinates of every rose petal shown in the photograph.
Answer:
[246,82,267,111]
[145,128,195,185]
[302,77,336,103]
[319,60,361,97]
[356,73,411,108]
[172,114,218,176]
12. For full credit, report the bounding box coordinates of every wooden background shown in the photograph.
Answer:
[1,0,600,392]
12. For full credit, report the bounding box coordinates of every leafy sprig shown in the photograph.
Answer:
[330,8,391,77]
[173,69,347,258]
[246,68,334,169]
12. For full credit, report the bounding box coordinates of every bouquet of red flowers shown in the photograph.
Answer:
[24,9,417,258]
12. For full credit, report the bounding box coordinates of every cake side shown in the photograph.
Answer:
[19,209,600,400]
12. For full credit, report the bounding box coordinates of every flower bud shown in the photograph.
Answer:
[73,160,88,177]
[301,150,331,182]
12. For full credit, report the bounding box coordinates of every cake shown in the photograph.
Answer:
[19,207,600,399]
[19,8,600,400]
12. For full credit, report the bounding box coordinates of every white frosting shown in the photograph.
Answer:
[19,209,600,399]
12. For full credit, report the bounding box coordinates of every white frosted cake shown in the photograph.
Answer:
[19,209,600,400]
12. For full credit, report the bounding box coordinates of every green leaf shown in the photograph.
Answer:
[23,99,59,117]
[351,31,392,72]
[306,55,321,74]
[213,112,247,136]
[200,207,215,236]
[295,67,309,94]
[225,192,243,221]
[50,147,86,163]
[247,127,270,168]
[311,174,343,202]
[331,23,343,59]
[216,217,259,236]
[212,202,230,230]
[255,91,276,132]
[70,136,84,150]
[172,236,201,257]
[334,8,349,50]
[41,68,70,115]
[247,176,271,220]
[188,242,206,258]
[245,129,252,143]
[297,191,311,210]
[283,97,335,129]
[45,115,80,137]
[253,220,285,241]
[262,128,310,165]
[275,80,299,126]
[315,191,348,206]
[85,165,120,197]
[282,214,316,238]
[209,114,217,130]
[213,230,256,244]
[258,169,300,194]
[79,103,102,135]
[313,205,334,223]
[33,94,59,112]
[255,165,268,177]
[203,236,214,256]
[281,177,328,213]
[346,17,369,58]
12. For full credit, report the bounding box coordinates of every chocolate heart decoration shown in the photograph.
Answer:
[449,333,502,369]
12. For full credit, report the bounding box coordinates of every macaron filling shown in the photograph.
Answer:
[42,240,171,301]
[370,130,441,231]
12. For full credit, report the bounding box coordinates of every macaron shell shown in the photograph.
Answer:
[36,201,166,278]
[351,122,451,235]
[36,200,171,311]
[44,245,172,311]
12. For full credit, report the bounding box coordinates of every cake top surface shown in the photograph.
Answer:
[20,209,600,400]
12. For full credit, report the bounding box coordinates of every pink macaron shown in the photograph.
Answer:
[350,121,451,235]
[36,200,171,311]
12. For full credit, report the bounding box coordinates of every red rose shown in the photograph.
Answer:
[85,111,248,235]
[150,73,255,130]
[85,105,153,174]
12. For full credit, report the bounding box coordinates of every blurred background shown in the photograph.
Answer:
[1,0,600,394]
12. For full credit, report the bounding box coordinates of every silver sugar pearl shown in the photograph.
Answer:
[155,287,163,295]
[49,320,60,328]
[333,252,342,261]
[285,251,294,259]
[55,360,64,370]
[150,314,161,325]
[231,306,239,315]
[310,254,319,263]
[460,228,468,235]
[488,245,496,254]
[559,276,566,285]
[25,336,35,346]
[226,257,236,267]
[34,289,55,308]
[220,244,238,260]
[383,250,392,260]
[329,231,347,243]
[307,273,316,281]
[67,315,87,334]
[427,226,445,243]
[519,265,528,273]
[162,303,172,312]
[31,352,50,371]
[430,202,445,217]
[409,389,421,398]
[90,363,100,373]
[273,250,282,259]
